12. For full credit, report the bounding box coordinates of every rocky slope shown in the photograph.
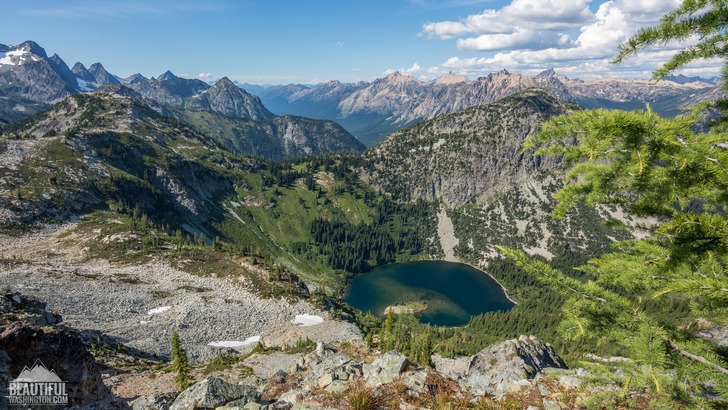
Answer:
[363,89,575,208]
[0,86,241,227]
[186,77,274,121]
[176,108,365,160]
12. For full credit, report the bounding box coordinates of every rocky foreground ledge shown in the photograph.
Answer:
[0,290,624,409]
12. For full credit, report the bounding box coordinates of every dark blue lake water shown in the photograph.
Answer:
[344,260,514,326]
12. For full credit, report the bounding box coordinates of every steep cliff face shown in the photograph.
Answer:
[127,70,211,107]
[186,77,275,121]
[364,89,575,208]
[176,109,365,160]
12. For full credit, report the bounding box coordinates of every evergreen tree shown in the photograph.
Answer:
[381,310,395,352]
[171,331,193,391]
[613,0,728,82]
[500,1,728,405]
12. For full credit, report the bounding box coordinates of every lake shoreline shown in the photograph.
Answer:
[428,258,518,306]
[345,259,516,326]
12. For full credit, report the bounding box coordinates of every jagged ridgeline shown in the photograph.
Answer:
[0,41,364,161]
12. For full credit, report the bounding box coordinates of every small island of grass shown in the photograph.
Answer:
[383,301,427,315]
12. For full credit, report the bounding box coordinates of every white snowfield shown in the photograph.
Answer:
[76,77,95,92]
[292,314,324,327]
[208,336,260,348]
[0,49,40,66]
[147,306,171,315]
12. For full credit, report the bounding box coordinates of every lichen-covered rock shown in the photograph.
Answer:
[431,354,471,380]
[363,350,411,387]
[169,377,259,410]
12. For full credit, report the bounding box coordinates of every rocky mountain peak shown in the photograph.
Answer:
[365,88,574,207]
[383,71,421,85]
[72,62,96,83]
[433,72,470,85]
[211,76,236,89]
[17,40,48,59]
[88,63,120,84]
[157,70,178,81]
[188,76,275,121]
[486,69,512,80]
[324,79,343,87]
[124,73,147,84]
[537,68,557,77]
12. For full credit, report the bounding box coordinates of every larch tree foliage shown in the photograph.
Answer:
[499,0,728,405]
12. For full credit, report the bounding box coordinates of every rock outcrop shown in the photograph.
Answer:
[363,350,411,387]
[169,377,260,410]
[434,335,567,398]
[0,323,110,406]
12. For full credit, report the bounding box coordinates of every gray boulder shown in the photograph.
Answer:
[170,377,259,410]
[133,392,178,410]
[301,347,362,389]
[461,335,567,398]
[363,350,411,387]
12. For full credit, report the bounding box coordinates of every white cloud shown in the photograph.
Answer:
[418,0,719,80]
[423,0,593,40]
[614,0,680,23]
[423,0,594,51]
[197,72,213,80]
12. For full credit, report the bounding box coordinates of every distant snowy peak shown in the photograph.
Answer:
[0,47,43,66]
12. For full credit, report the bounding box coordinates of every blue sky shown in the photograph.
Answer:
[0,0,721,84]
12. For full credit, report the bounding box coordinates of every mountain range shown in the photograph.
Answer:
[250,69,722,145]
[0,41,364,160]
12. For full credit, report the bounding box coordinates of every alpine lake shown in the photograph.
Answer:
[344,260,515,327]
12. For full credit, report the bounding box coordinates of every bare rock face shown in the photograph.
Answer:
[187,77,274,121]
[0,323,110,406]
[364,89,575,207]
[433,335,567,399]
[169,376,259,410]
[363,350,411,387]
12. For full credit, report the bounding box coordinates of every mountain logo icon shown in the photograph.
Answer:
[8,359,68,406]
[12,359,63,383]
